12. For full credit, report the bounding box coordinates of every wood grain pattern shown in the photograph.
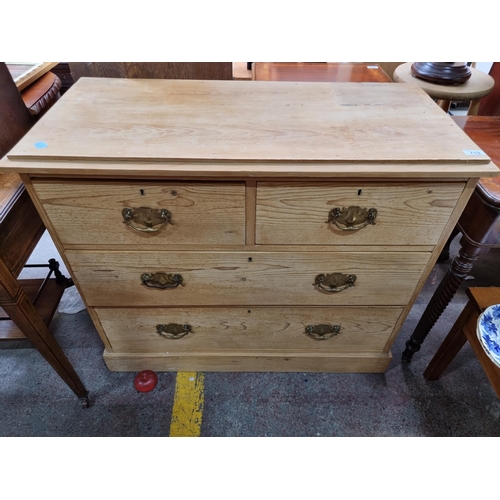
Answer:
[3,160,497,179]
[65,250,430,307]
[2,78,493,373]
[31,180,246,246]
[96,306,403,353]
[68,62,233,82]
[256,182,465,246]
[4,79,493,166]
[103,350,392,373]
[253,62,392,83]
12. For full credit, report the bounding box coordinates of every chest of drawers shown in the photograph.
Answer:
[1,78,497,373]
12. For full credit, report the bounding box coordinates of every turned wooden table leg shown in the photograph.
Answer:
[402,237,489,363]
[437,226,461,262]
[0,260,89,407]
[423,300,473,379]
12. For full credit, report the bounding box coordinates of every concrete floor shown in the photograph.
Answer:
[1,231,500,436]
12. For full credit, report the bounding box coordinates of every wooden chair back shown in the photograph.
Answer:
[0,63,35,158]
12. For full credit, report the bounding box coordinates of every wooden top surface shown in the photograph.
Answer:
[253,62,392,83]
[453,116,500,202]
[393,63,495,100]
[467,287,500,310]
[1,78,499,179]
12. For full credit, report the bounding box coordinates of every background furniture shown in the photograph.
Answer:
[424,287,500,398]
[0,62,89,406]
[6,63,62,117]
[19,71,61,116]
[51,63,74,94]
[477,62,500,116]
[6,62,57,90]
[253,62,392,82]
[68,62,233,82]
[393,62,495,114]
[402,115,500,362]
[403,63,500,362]
[1,78,496,374]
[232,62,252,80]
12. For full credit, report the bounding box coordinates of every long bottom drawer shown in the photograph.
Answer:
[96,306,403,354]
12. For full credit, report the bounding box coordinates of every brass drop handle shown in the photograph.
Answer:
[141,272,184,289]
[305,324,341,340]
[314,272,356,293]
[327,206,377,231]
[156,323,192,339]
[122,206,172,232]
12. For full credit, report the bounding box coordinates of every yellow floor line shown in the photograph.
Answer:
[169,372,204,437]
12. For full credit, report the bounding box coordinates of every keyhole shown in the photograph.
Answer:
[140,189,145,196]
[357,189,362,196]
[248,257,252,262]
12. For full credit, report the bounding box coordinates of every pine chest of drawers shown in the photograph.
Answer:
[1,78,497,373]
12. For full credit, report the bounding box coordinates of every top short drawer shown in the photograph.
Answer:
[255,182,465,246]
[31,180,246,246]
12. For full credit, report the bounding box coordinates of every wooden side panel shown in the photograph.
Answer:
[96,306,403,353]
[256,182,465,245]
[65,250,431,307]
[31,180,246,246]
[0,189,45,277]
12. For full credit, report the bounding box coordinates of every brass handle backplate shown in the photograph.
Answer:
[327,206,377,231]
[305,324,341,340]
[122,206,172,232]
[314,273,356,293]
[141,272,184,289]
[156,323,192,339]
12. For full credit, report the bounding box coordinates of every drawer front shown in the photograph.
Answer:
[31,180,246,246]
[255,182,465,245]
[67,250,430,306]
[96,306,403,353]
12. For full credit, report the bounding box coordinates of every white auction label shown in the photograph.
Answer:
[463,150,487,156]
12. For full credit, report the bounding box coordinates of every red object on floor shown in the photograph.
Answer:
[134,370,158,392]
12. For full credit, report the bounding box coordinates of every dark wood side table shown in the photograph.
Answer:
[424,287,500,396]
[252,62,392,82]
[402,116,500,362]
[0,175,90,406]
[0,63,89,406]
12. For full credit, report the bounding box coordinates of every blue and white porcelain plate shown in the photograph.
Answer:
[477,304,500,368]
